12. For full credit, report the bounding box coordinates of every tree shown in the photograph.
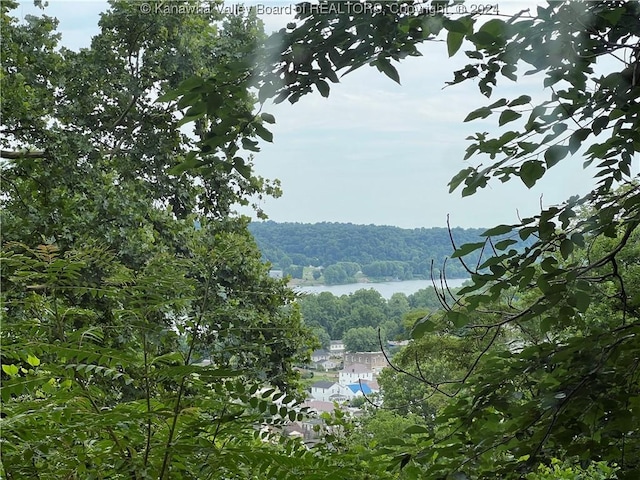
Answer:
[0,2,359,478]
[323,263,349,284]
[377,316,491,425]
[60,0,639,477]
[285,264,304,278]
[313,326,332,350]
[343,326,381,352]
[249,1,640,477]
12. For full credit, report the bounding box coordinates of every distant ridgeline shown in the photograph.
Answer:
[248,221,526,284]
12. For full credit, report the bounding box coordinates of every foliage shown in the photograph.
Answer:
[377,320,486,425]
[248,0,640,478]
[0,2,354,478]
[0,242,328,479]
[249,221,498,279]
[525,458,618,480]
[343,326,382,353]
[348,410,427,450]
[298,285,447,342]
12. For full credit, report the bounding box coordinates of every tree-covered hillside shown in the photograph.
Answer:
[249,221,498,281]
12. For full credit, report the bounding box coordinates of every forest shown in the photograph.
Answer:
[249,221,498,281]
[2,1,639,479]
[298,285,444,343]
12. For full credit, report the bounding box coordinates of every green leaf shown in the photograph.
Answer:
[464,107,492,122]
[479,18,506,36]
[482,224,513,237]
[569,128,590,154]
[494,239,517,250]
[404,425,430,435]
[2,364,19,376]
[448,167,474,192]
[316,79,330,97]
[519,160,546,188]
[167,151,200,176]
[260,112,276,124]
[575,291,591,313]
[241,137,260,152]
[375,57,401,84]
[156,89,183,103]
[448,311,469,328]
[451,241,486,259]
[544,145,569,168]
[592,115,609,136]
[447,31,465,57]
[488,98,508,109]
[559,239,574,259]
[498,109,522,126]
[26,355,41,367]
[411,316,437,339]
[254,124,273,142]
[233,157,252,179]
[443,18,472,34]
[508,95,532,107]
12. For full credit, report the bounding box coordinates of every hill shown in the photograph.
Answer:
[248,221,498,283]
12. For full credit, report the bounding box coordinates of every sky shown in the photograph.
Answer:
[13,0,623,229]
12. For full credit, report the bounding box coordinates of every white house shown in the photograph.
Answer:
[310,381,354,403]
[339,363,374,384]
[314,358,340,371]
[329,340,345,355]
[310,349,330,362]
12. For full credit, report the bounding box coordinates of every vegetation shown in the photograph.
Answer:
[249,221,495,282]
[0,2,357,478]
[298,287,443,341]
[3,0,640,479]
[261,0,640,477]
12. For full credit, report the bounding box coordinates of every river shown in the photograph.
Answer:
[293,278,469,299]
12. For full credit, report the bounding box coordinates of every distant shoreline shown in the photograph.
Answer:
[288,275,470,288]
[292,277,471,299]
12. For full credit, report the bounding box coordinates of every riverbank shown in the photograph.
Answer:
[292,277,470,299]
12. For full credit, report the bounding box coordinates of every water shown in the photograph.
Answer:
[294,278,469,299]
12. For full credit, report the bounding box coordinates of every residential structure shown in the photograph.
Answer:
[310,349,330,362]
[310,381,354,403]
[329,340,345,355]
[339,363,374,384]
[313,358,340,371]
[343,351,389,374]
[268,269,283,279]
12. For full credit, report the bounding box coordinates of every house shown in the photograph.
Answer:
[310,349,330,362]
[387,340,409,348]
[343,351,389,374]
[314,358,340,371]
[302,400,336,414]
[361,379,380,392]
[347,382,373,397]
[339,363,374,384]
[310,381,354,403]
[329,340,345,355]
[268,269,283,279]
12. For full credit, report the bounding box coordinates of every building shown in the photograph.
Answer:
[310,349,330,362]
[342,351,389,375]
[313,358,340,371]
[346,382,373,397]
[310,381,354,403]
[329,340,345,355]
[268,269,283,279]
[339,363,374,384]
